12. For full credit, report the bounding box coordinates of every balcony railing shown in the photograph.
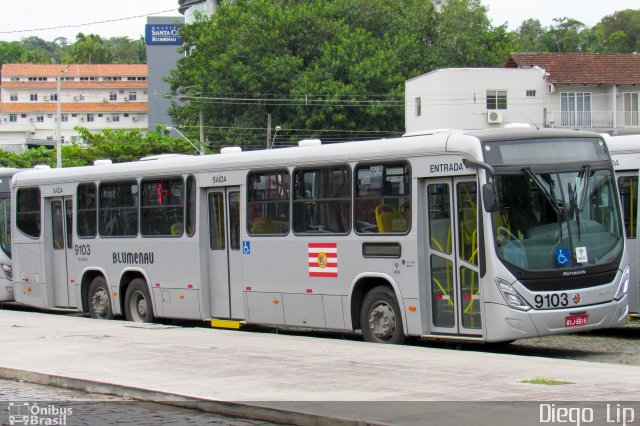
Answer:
[549,111,640,129]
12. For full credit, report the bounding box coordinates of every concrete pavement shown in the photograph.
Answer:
[0,309,639,425]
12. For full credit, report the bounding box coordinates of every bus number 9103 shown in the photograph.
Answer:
[74,244,91,256]
[534,293,569,309]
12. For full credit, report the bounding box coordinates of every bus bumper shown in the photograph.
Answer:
[484,296,629,342]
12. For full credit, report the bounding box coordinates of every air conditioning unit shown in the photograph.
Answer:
[80,117,86,122]
[548,83,556,93]
[487,110,503,124]
[132,117,138,122]
[73,96,78,101]
[106,117,111,122]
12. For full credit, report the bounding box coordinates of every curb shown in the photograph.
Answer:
[0,367,386,426]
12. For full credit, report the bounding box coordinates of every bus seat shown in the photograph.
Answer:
[375,204,401,233]
[251,217,278,234]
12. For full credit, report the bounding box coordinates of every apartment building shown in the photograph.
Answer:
[0,63,148,152]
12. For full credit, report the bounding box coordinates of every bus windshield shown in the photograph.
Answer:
[492,168,623,271]
[0,195,10,258]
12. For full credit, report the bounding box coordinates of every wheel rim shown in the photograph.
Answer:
[368,302,396,341]
[129,290,147,322]
[91,288,109,318]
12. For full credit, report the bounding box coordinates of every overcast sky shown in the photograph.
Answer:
[0,1,638,42]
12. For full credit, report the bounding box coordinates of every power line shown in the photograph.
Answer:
[0,8,178,35]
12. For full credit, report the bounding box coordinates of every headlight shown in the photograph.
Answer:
[615,265,630,301]
[0,263,11,280]
[495,278,531,311]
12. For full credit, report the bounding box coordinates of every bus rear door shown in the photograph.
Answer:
[206,187,243,319]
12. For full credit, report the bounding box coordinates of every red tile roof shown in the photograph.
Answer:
[505,53,640,85]
[2,81,147,90]
[1,63,147,77]
[0,102,148,113]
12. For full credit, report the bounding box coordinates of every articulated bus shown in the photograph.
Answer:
[605,134,640,316]
[0,168,21,302]
[10,128,630,343]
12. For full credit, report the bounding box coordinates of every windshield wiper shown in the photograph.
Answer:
[523,167,562,216]
[523,167,564,242]
[577,164,591,212]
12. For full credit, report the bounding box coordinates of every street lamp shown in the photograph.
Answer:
[268,125,281,149]
[56,65,69,168]
[165,126,203,155]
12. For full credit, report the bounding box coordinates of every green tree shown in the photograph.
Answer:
[514,19,546,51]
[541,18,588,52]
[169,0,511,150]
[62,33,110,64]
[593,9,640,52]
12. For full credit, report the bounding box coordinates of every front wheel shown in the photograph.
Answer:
[124,279,154,323]
[360,286,405,344]
[88,276,113,320]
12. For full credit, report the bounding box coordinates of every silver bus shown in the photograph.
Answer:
[605,134,640,316]
[0,168,21,302]
[11,128,630,343]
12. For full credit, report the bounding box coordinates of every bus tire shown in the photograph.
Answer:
[360,286,405,344]
[88,276,114,320]
[124,279,154,323]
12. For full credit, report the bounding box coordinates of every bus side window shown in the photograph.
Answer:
[247,170,289,236]
[355,163,410,234]
[77,183,97,238]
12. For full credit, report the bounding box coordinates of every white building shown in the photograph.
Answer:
[406,53,640,135]
[0,64,148,152]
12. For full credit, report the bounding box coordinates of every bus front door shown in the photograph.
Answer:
[49,197,75,308]
[206,187,243,319]
[425,177,482,337]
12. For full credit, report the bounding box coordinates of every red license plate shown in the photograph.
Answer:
[565,314,589,327]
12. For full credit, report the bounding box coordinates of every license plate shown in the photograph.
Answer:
[565,314,589,327]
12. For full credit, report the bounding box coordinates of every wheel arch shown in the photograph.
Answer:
[349,273,407,336]
[79,267,109,313]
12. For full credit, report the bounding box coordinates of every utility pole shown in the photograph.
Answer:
[199,110,205,155]
[56,65,69,168]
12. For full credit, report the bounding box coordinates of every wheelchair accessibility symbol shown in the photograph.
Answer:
[556,247,570,266]
[242,241,251,255]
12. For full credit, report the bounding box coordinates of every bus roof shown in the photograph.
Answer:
[11,128,601,187]
[602,134,640,154]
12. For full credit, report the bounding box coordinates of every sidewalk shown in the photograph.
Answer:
[1,309,639,425]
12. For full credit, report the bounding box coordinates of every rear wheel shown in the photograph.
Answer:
[360,286,405,344]
[88,276,113,320]
[124,279,154,323]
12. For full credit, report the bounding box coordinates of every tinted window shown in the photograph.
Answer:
[99,181,138,237]
[354,163,411,234]
[293,166,351,234]
[16,188,41,238]
[247,170,289,235]
[140,177,184,237]
[77,183,97,238]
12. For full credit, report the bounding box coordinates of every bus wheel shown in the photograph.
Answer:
[360,286,405,344]
[88,276,113,320]
[124,279,154,323]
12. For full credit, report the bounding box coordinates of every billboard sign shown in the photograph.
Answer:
[145,24,182,45]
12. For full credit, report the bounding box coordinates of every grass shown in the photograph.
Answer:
[521,378,572,385]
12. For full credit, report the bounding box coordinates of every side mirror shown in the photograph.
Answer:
[482,183,498,212]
